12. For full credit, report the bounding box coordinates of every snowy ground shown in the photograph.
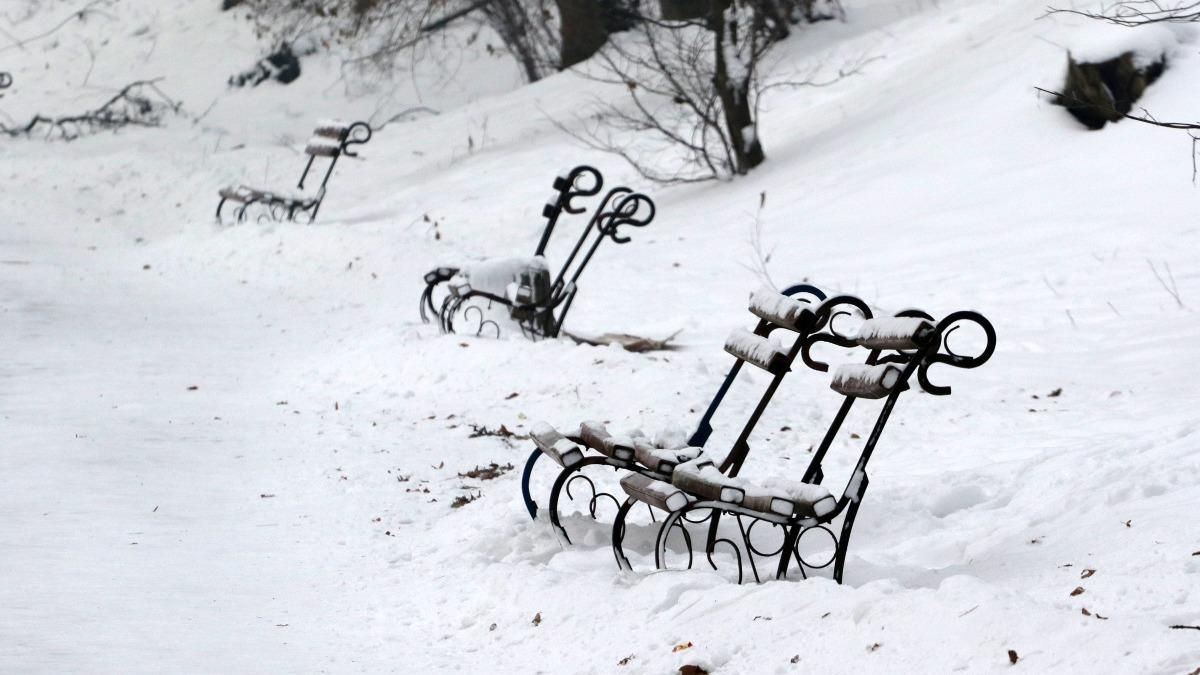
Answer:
[2,0,1199,672]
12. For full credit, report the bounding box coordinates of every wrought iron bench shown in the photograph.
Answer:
[624,307,996,583]
[216,119,371,224]
[521,286,867,547]
[418,165,655,339]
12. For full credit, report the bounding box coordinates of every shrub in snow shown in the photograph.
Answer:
[228,42,305,88]
[1054,51,1165,129]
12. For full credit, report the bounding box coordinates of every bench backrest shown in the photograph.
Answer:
[714,293,884,478]
[798,307,997,500]
[297,119,372,193]
[528,165,655,335]
[688,284,826,449]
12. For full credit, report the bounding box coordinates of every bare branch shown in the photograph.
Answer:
[0,79,182,140]
[1044,0,1200,26]
[1147,258,1187,309]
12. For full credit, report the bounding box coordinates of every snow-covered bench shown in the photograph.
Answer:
[627,307,997,584]
[215,119,372,224]
[418,165,655,339]
[518,284,836,546]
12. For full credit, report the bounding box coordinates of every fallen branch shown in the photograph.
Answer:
[0,79,181,140]
[564,330,682,352]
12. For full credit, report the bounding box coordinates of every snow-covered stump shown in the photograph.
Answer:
[1054,52,1166,130]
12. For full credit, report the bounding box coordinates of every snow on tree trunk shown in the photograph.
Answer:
[710,1,764,174]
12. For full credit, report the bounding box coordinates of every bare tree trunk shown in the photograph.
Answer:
[484,0,545,82]
[557,0,641,68]
[557,0,610,68]
[710,0,764,173]
[661,0,709,19]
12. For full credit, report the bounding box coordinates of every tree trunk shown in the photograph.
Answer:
[484,0,544,82]
[557,0,610,68]
[661,0,710,19]
[710,0,764,174]
[557,0,641,69]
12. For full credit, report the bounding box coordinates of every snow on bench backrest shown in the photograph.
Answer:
[830,363,904,399]
[313,119,352,139]
[854,316,934,350]
[748,286,815,331]
[305,137,342,157]
[723,327,787,373]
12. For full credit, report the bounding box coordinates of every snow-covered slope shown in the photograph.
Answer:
[2,0,1199,673]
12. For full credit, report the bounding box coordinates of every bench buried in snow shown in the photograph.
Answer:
[418,165,656,340]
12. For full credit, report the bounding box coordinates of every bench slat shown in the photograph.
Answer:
[633,443,703,476]
[313,119,351,138]
[831,363,904,399]
[305,138,342,157]
[671,458,745,504]
[741,478,836,518]
[748,287,815,331]
[855,317,934,350]
[621,474,693,512]
[530,422,584,468]
[723,328,786,373]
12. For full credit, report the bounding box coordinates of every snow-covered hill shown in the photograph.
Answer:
[2,0,1198,672]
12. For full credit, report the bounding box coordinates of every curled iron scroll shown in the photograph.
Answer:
[917,310,997,395]
[550,165,604,215]
[781,283,828,303]
[596,190,655,244]
[342,121,373,157]
[801,294,873,372]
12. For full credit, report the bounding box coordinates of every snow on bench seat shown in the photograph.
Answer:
[723,328,787,373]
[577,420,634,461]
[449,256,548,299]
[854,317,934,350]
[741,478,836,519]
[532,420,698,466]
[670,459,837,519]
[218,185,266,203]
[831,363,905,399]
[529,422,584,468]
[748,287,815,331]
[219,185,319,205]
[620,474,693,512]
[633,443,704,476]
[671,458,746,504]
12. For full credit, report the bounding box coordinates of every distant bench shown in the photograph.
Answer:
[419,165,655,339]
[216,119,371,224]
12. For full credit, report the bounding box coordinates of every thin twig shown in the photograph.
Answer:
[1147,258,1187,309]
[0,0,108,54]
